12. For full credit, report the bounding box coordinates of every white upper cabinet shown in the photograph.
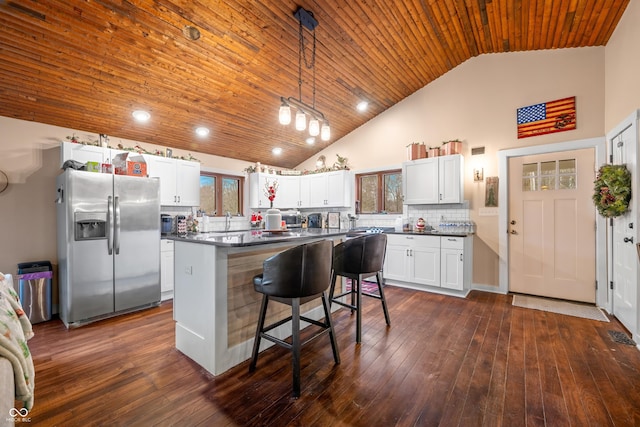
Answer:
[307,170,351,208]
[273,175,300,209]
[402,154,463,204]
[249,170,351,209]
[249,173,278,209]
[60,141,126,167]
[144,155,200,206]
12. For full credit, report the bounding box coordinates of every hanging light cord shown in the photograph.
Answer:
[298,19,317,108]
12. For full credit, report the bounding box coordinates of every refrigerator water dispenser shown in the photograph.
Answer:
[74,212,107,240]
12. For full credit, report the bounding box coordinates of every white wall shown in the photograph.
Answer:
[605,0,640,130]
[300,47,606,287]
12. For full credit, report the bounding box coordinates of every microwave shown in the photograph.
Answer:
[281,210,302,228]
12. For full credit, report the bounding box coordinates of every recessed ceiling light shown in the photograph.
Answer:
[306,137,315,145]
[132,110,150,122]
[356,101,368,112]
[272,147,282,155]
[195,127,210,137]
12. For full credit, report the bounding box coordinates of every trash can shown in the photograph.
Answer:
[17,260,53,323]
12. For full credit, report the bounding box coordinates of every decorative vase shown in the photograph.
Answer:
[265,208,282,231]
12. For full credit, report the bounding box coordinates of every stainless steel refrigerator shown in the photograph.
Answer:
[56,169,161,328]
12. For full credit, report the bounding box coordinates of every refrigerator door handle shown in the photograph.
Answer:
[114,196,121,255]
[107,195,114,255]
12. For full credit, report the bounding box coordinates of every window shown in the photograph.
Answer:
[356,169,402,214]
[522,159,576,192]
[199,172,244,216]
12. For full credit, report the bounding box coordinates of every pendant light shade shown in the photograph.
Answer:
[279,103,291,125]
[321,122,331,141]
[309,118,320,136]
[295,110,306,131]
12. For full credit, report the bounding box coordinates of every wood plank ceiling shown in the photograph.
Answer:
[0,0,630,169]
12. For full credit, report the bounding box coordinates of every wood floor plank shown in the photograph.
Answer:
[22,288,640,426]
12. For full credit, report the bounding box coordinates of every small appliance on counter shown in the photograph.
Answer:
[281,210,302,229]
[307,213,323,228]
[161,214,173,235]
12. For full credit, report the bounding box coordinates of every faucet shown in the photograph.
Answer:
[225,211,231,231]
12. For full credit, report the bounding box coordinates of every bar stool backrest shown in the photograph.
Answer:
[257,239,333,299]
[334,233,387,275]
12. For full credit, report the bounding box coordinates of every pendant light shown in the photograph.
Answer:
[278,7,330,140]
[279,102,291,125]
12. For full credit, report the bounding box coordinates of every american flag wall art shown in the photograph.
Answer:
[516,96,576,139]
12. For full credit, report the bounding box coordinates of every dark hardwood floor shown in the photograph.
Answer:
[26,287,640,426]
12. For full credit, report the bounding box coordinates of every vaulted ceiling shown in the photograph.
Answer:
[0,1,630,168]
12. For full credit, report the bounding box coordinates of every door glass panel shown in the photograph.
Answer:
[541,161,556,175]
[541,176,555,190]
[558,159,577,190]
[559,159,576,174]
[522,163,537,191]
[559,175,576,189]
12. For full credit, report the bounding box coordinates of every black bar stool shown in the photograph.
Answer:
[249,239,340,397]
[328,233,391,343]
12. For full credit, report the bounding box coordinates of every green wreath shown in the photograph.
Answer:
[592,164,631,218]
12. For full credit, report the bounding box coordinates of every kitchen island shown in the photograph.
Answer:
[168,229,348,376]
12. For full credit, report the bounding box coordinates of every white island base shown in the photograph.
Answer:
[173,237,343,376]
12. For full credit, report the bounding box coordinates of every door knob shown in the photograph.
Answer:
[510,220,516,225]
[510,230,517,235]
[624,236,634,243]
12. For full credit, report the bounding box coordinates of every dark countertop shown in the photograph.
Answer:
[165,228,349,247]
[385,230,472,238]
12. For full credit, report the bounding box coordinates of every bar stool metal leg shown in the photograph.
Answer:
[291,298,301,397]
[249,294,269,372]
[376,272,391,326]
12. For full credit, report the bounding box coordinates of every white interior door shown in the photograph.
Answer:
[508,148,596,302]
[610,126,638,333]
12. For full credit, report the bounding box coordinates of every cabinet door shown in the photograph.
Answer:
[274,175,300,209]
[403,158,439,204]
[326,171,349,207]
[60,141,106,167]
[160,240,175,295]
[438,155,463,204]
[383,243,411,281]
[175,159,200,206]
[441,248,464,290]
[146,156,178,205]
[411,237,441,286]
[307,173,328,207]
[298,175,311,208]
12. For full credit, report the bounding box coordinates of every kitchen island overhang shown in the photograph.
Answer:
[168,229,349,376]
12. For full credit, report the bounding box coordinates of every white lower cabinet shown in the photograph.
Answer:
[384,234,472,295]
[160,239,174,300]
[440,237,465,291]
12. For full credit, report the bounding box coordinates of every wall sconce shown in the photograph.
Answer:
[474,168,484,182]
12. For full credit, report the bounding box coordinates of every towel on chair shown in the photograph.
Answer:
[0,272,35,410]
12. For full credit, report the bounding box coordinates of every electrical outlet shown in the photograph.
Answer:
[184,266,192,275]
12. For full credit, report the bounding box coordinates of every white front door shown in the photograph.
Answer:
[610,126,638,333]
[508,148,596,302]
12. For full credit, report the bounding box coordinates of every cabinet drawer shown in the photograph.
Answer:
[441,236,464,249]
[161,239,175,252]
